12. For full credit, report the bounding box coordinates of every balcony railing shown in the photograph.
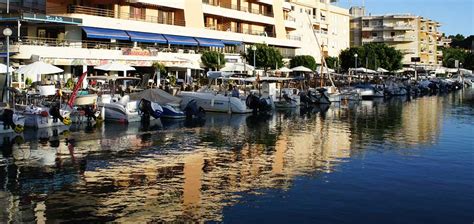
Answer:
[286,35,301,41]
[14,36,240,54]
[204,24,276,38]
[202,0,274,17]
[50,5,186,26]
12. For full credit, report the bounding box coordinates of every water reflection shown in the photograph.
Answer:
[0,90,469,222]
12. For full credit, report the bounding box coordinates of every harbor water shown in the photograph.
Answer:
[0,90,473,223]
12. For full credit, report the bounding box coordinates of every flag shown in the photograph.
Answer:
[68,72,87,108]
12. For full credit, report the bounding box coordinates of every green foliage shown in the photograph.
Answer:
[325,56,339,69]
[339,43,403,72]
[442,47,467,68]
[65,78,74,89]
[290,55,317,71]
[168,75,176,86]
[152,62,167,75]
[246,43,283,71]
[448,34,465,43]
[450,35,474,50]
[463,52,474,71]
[25,77,32,86]
[201,51,225,70]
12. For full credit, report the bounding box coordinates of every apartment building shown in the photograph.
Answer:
[285,0,350,63]
[350,9,442,67]
[0,0,350,86]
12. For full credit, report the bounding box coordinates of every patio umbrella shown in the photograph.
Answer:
[291,66,313,72]
[277,67,293,73]
[94,62,136,72]
[220,63,255,73]
[15,61,63,75]
[352,67,377,74]
[0,63,14,73]
[377,67,389,73]
[316,66,335,74]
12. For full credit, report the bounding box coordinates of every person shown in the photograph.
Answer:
[231,86,240,98]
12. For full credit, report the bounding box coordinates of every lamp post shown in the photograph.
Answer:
[3,28,12,103]
[354,53,358,77]
[251,45,257,67]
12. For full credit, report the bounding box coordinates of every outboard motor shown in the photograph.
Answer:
[83,105,97,121]
[1,109,15,130]
[49,104,65,124]
[138,99,163,119]
[246,93,272,114]
[184,99,205,119]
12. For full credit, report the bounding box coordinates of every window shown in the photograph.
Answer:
[372,32,377,37]
[391,32,395,37]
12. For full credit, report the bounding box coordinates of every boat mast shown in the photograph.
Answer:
[306,14,336,89]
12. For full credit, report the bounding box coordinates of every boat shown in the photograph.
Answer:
[300,88,331,105]
[98,94,142,123]
[130,88,186,119]
[179,90,252,114]
[355,84,384,100]
[20,103,72,129]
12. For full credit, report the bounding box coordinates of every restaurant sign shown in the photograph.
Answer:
[122,48,159,57]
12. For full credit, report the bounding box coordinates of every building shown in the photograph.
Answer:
[285,0,350,63]
[0,0,351,88]
[350,8,442,67]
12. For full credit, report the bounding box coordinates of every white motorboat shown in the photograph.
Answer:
[130,88,185,119]
[355,85,384,100]
[68,93,103,124]
[179,90,251,114]
[21,104,72,129]
[98,94,143,123]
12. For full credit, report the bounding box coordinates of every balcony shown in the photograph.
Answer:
[362,25,383,31]
[362,36,384,42]
[286,35,301,41]
[384,36,415,42]
[50,5,186,27]
[383,23,415,30]
[202,0,273,17]
[437,50,442,56]
[204,25,275,38]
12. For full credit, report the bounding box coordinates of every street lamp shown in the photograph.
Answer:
[251,45,257,67]
[354,53,358,77]
[3,27,12,103]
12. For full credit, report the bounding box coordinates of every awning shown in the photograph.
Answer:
[126,31,167,44]
[222,40,243,45]
[163,34,198,46]
[82,27,129,40]
[194,37,224,48]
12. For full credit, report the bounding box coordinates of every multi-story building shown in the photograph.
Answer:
[285,0,350,63]
[350,8,442,67]
[0,0,350,87]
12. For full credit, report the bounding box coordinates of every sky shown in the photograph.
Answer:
[334,0,474,36]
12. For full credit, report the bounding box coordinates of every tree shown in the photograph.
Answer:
[448,34,465,43]
[463,52,474,71]
[339,43,403,72]
[290,55,317,71]
[325,56,339,69]
[201,51,225,71]
[246,43,283,72]
[442,47,467,68]
[450,35,474,50]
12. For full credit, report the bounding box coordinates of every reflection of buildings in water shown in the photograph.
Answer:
[398,97,443,145]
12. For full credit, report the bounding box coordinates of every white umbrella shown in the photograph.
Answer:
[94,62,136,71]
[352,67,377,74]
[15,61,63,75]
[316,66,335,74]
[220,63,255,72]
[276,67,293,73]
[377,67,389,73]
[0,63,14,73]
[459,68,473,75]
[291,66,313,72]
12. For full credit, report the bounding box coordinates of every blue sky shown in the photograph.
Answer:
[334,0,474,36]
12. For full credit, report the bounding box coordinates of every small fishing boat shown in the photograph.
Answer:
[130,88,186,119]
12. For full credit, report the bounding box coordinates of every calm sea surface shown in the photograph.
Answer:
[0,90,473,223]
